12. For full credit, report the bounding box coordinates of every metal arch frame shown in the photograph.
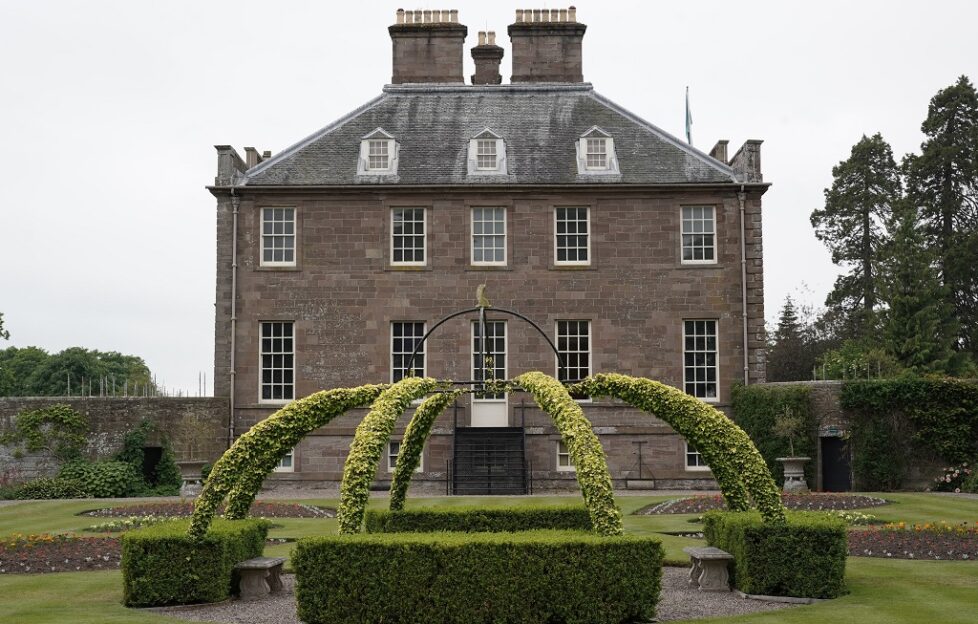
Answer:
[404,305,571,389]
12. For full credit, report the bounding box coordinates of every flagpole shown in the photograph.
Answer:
[685,86,693,146]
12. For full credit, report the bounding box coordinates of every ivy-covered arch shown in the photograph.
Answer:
[571,373,785,523]
[188,384,385,540]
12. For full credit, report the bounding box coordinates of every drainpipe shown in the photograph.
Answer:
[228,189,240,448]
[738,185,750,386]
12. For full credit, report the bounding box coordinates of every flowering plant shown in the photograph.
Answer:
[932,462,973,493]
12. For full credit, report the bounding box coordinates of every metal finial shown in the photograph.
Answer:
[476,283,491,308]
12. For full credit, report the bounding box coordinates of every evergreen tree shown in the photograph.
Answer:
[811,133,902,337]
[0,312,8,341]
[880,206,960,374]
[767,297,815,381]
[904,75,978,355]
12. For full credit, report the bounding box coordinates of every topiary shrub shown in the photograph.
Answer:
[122,518,269,607]
[572,373,785,524]
[293,530,663,624]
[13,477,90,500]
[365,505,593,533]
[516,371,623,536]
[703,510,847,599]
[337,377,439,534]
[389,390,461,511]
[59,461,141,498]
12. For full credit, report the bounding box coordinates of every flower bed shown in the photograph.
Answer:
[0,534,120,574]
[848,522,978,561]
[81,501,333,519]
[638,493,888,515]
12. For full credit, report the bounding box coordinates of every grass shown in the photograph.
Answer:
[1,492,977,623]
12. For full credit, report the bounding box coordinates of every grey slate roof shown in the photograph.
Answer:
[241,84,739,187]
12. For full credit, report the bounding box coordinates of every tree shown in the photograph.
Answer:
[811,133,902,337]
[904,75,978,355]
[0,312,8,341]
[767,297,815,381]
[0,346,156,397]
[879,205,963,374]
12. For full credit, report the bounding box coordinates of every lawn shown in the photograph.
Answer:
[1,492,977,623]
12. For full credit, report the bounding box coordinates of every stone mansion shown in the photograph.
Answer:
[209,8,768,492]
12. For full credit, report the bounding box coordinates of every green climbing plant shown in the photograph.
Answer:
[1,404,88,462]
[571,373,785,524]
[389,390,462,511]
[516,372,623,536]
[337,377,440,534]
[188,384,385,540]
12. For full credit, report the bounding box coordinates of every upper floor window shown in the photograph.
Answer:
[468,129,507,175]
[358,128,399,175]
[471,207,506,265]
[391,321,425,382]
[260,321,294,403]
[261,208,296,267]
[554,207,590,265]
[683,320,718,401]
[576,127,619,175]
[391,208,425,265]
[681,206,716,264]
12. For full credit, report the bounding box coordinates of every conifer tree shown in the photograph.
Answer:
[767,297,815,381]
[811,133,902,338]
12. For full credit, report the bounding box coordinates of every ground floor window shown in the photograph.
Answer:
[274,447,295,472]
[685,442,709,471]
[388,441,423,472]
[556,440,575,471]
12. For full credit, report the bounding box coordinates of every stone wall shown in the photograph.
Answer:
[0,397,228,484]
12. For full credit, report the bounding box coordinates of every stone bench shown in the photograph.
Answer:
[234,557,286,600]
[682,546,734,592]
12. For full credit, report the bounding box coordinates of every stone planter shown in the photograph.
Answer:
[776,457,810,493]
[176,460,209,497]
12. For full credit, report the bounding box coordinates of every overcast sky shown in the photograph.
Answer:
[1,1,976,395]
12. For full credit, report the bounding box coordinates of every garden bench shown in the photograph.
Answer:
[234,556,286,600]
[682,546,733,592]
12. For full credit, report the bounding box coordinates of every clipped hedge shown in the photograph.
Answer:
[294,530,663,624]
[122,518,269,607]
[365,505,593,533]
[516,372,623,536]
[703,511,847,599]
[13,477,90,500]
[572,373,786,524]
[59,460,142,498]
[389,390,461,511]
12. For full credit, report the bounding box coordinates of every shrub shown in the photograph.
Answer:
[293,530,663,624]
[121,518,269,607]
[13,477,90,499]
[59,461,142,498]
[365,505,593,533]
[114,419,183,495]
[703,511,847,599]
[962,469,978,494]
[931,462,974,493]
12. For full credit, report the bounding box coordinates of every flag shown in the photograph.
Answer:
[685,86,693,146]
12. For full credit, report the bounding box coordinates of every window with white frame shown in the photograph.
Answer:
[358,128,398,175]
[391,208,425,265]
[274,447,295,472]
[467,130,506,175]
[260,321,294,403]
[681,206,717,263]
[261,208,296,267]
[556,440,575,471]
[391,322,425,382]
[556,320,590,383]
[472,320,506,400]
[576,127,619,175]
[388,441,423,472]
[368,140,390,170]
[683,320,718,401]
[685,442,709,470]
[476,140,497,170]
[585,138,607,169]
[555,207,590,265]
[471,207,506,265]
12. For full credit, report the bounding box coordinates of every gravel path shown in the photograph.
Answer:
[147,568,794,623]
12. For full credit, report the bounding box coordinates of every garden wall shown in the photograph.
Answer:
[0,397,228,483]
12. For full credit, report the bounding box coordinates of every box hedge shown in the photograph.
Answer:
[364,505,592,533]
[121,518,269,607]
[293,530,662,624]
[703,511,847,599]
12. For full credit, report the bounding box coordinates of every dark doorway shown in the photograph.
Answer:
[820,437,851,492]
[142,447,163,483]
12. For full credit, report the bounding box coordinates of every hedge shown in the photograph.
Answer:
[12,477,90,500]
[389,390,461,511]
[730,384,817,487]
[122,518,269,607]
[293,530,663,624]
[572,373,786,524]
[365,505,593,533]
[59,460,142,498]
[703,511,847,599]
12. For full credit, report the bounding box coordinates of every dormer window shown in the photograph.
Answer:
[576,127,619,175]
[468,129,507,175]
[358,128,398,175]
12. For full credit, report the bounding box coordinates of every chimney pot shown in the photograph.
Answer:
[262,150,272,160]
[478,31,486,45]
[569,6,576,21]
[488,31,495,45]
[559,8,567,21]
[515,9,524,22]
[396,8,405,24]
[450,9,458,22]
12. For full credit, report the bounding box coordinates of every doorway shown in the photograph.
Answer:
[820,436,851,492]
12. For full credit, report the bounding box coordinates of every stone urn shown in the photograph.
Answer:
[176,460,209,497]
[776,457,811,493]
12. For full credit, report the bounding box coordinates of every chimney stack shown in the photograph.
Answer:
[471,31,504,85]
[389,8,467,84]
[508,6,586,83]
[730,140,763,182]
[709,140,729,164]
